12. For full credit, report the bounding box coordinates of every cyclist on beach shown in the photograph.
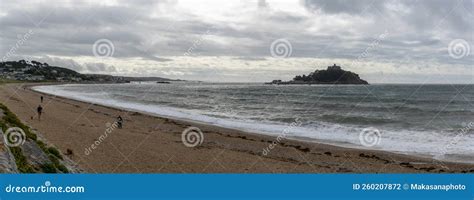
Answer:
[117,115,123,129]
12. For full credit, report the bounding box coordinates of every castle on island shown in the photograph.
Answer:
[266,64,368,85]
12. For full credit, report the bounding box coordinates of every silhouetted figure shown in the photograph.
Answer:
[40,96,44,103]
[37,105,43,121]
[117,115,123,129]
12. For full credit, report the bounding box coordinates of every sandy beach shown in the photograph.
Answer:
[0,83,473,173]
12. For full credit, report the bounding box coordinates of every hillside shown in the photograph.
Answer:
[0,60,176,83]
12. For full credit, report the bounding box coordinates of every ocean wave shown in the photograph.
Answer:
[32,84,474,163]
[319,114,398,125]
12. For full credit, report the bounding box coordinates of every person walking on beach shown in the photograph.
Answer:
[40,96,44,103]
[117,115,123,129]
[37,105,43,121]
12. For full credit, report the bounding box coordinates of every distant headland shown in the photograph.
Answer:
[266,64,368,85]
[0,60,179,83]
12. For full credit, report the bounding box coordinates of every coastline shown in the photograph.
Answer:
[1,83,473,173]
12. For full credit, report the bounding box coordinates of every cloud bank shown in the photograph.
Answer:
[0,0,472,83]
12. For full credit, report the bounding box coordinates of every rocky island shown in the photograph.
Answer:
[267,64,368,85]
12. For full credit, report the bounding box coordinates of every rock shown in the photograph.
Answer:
[20,139,53,170]
[0,136,19,173]
[0,150,18,173]
[31,129,84,173]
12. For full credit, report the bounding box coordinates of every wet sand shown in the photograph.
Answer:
[0,83,473,173]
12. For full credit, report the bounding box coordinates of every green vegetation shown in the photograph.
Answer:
[0,78,22,84]
[0,104,36,141]
[1,60,175,83]
[9,147,35,173]
[40,163,57,173]
[36,137,68,173]
[36,140,47,150]
[0,103,68,173]
[47,147,63,160]
[49,154,68,173]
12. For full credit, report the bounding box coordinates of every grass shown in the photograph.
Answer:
[36,140,47,150]
[0,104,37,141]
[9,147,35,173]
[47,147,63,160]
[40,163,57,173]
[0,103,68,173]
[0,79,22,84]
[49,154,69,173]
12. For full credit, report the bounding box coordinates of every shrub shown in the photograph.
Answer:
[10,147,35,173]
[40,163,57,173]
[47,147,63,160]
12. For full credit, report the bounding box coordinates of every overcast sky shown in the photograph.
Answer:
[0,0,472,83]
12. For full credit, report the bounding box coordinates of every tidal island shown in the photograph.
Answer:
[267,64,368,85]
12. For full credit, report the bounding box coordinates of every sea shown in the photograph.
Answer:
[33,82,474,163]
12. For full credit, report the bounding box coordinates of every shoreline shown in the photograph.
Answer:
[31,83,474,165]
[1,82,473,173]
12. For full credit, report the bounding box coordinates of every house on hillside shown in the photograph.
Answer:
[26,75,45,81]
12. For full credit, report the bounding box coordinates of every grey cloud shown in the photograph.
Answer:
[84,62,117,73]
[303,0,386,15]
[0,0,472,83]
[258,0,269,9]
[233,57,267,61]
[303,0,473,34]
